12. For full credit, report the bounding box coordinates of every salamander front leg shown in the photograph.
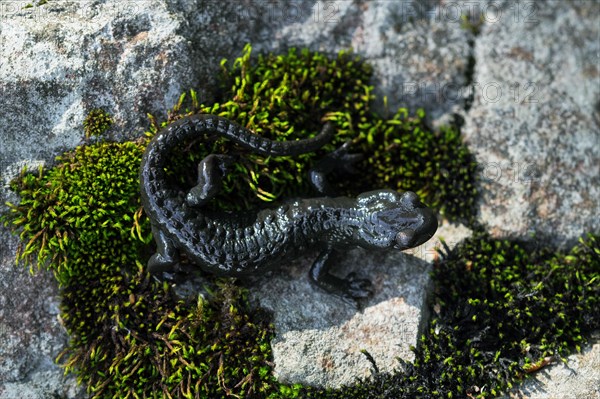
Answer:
[309,247,373,304]
[309,141,363,196]
[148,223,179,273]
[186,154,236,207]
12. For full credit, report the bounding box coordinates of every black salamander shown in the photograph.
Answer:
[140,114,438,302]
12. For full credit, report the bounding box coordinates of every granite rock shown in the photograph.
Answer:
[0,230,84,398]
[250,250,431,388]
[1,1,192,176]
[461,0,599,247]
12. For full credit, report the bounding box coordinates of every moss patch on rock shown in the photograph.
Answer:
[3,141,278,398]
[83,108,114,139]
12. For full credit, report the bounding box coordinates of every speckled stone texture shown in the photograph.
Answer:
[461,0,599,248]
[0,230,83,398]
[503,337,600,399]
[251,250,431,388]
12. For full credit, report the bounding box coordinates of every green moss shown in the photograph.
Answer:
[60,271,277,398]
[4,141,145,284]
[329,109,477,222]
[299,233,599,398]
[84,108,114,139]
[7,44,592,399]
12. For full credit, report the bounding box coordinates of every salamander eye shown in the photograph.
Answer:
[395,229,415,250]
[400,191,420,207]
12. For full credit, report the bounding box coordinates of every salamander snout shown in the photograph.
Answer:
[354,189,438,250]
[394,205,438,250]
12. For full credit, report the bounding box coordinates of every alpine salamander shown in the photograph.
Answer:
[140,114,438,302]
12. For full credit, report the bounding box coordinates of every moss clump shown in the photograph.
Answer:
[329,109,477,222]
[299,233,599,398]
[5,141,145,284]
[460,13,485,36]
[23,0,48,8]
[84,108,114,139]
[60,269,276,398]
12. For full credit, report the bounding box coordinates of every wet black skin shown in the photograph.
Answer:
[139,114,438,303]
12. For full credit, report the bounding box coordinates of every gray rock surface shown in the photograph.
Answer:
[0,230,83,398]
[0,0,195,175]
[461,0,599,247]
[251,250,431,388]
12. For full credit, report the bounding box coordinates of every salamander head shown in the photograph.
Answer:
[354,189,438,250]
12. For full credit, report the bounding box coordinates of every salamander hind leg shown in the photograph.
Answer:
[309,247,373,305]
[186,154,236,207]
[148,223,180,273]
